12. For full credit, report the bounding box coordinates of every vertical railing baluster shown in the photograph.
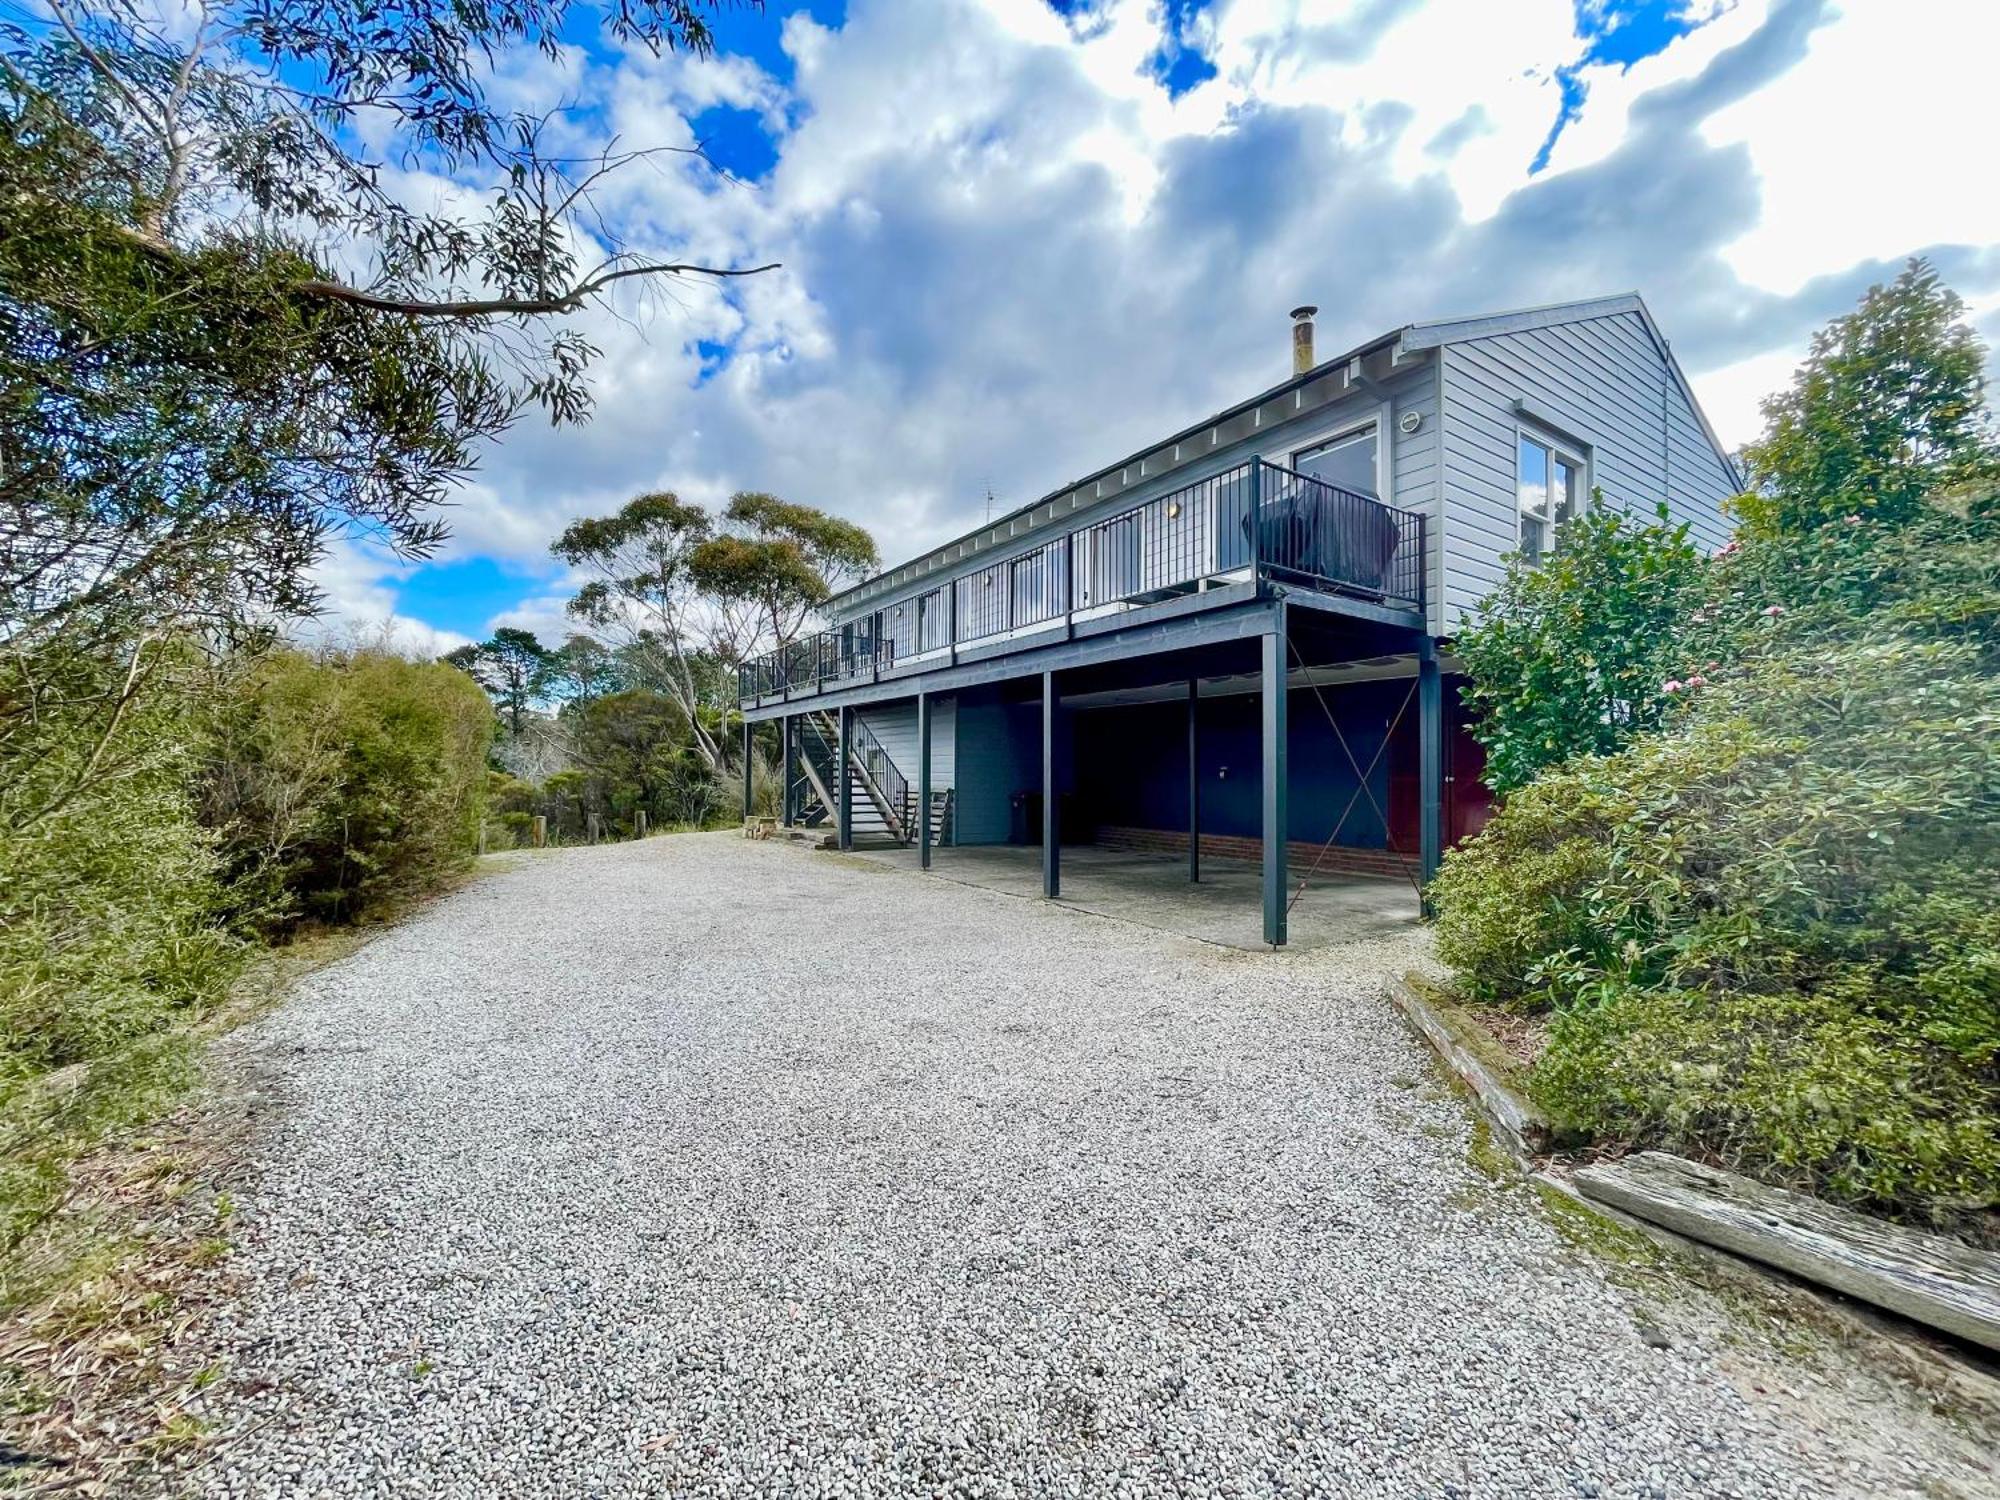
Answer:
[1249,459,1264,590]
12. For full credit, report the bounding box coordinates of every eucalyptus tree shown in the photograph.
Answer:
[0,0,773,802]
[552,490,876,770]
[553,491,727,768]
[694,491,879,655]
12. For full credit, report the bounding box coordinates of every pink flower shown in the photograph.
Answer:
[1686,674,1708,688]
[1705,661,1720,671]
[1662,679,1683,694]
[1761,604,1785,617]
[1844,513,1864,525]
[1716,540,1741,558]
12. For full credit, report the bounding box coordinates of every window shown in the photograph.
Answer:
[1517,431,1584,559]
[1293,424,1378,495]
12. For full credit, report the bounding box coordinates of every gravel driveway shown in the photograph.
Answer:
[195,834,1983,1499]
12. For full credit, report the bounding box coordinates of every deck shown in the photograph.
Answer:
[737,459,1427,717]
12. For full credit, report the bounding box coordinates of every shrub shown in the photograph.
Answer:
[207,647,492,927]
[1454,505,1707,794]
[1436,499,2000,1223]
[1535,984,1997,1210]
[0,646,242,1249]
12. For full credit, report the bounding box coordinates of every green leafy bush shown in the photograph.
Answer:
[1435,502,2000,1221]
[207,648,493,927]
[0,641,494,1250]
[1454,505,1708,793]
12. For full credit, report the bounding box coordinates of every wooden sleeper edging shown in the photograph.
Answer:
[1388,971,1552,1157]
[1575,1150,2000,1356]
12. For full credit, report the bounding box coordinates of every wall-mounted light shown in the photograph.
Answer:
[1166,500,1183,519]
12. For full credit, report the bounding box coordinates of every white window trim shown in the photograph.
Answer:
[1285,403,1390,498]
[1513,418,1593,555]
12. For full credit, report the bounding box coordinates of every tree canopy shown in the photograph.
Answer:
[443,628,552,736]
[551,489,874,767]
[1,0,773,664]
[1739,258,2000,534]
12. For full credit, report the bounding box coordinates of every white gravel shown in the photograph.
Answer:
[193,834,1960,1499]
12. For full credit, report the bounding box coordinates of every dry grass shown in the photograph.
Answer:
[0,929,374,1495]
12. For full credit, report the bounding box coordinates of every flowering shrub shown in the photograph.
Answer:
[1434,497,2000,1224]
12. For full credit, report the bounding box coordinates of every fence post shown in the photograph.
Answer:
[586,811,601,844]
[635,809,648,839]
[532,814,547,849]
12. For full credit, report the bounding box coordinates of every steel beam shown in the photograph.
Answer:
[837,705,853,851]
[1418,634,1443,906]
[1042,670,1059,899]
[1262,610,1288,948]
[917,691,932,871]
[1187,677,1200,883]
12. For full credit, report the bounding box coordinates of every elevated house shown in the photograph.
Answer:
[735,295,1740,946]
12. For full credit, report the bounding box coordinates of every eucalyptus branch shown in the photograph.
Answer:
[292,257,780,318]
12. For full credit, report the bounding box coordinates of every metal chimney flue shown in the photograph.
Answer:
[1290,305,1318,375]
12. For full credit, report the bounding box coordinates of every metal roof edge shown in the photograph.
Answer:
[1396,293,1646,353]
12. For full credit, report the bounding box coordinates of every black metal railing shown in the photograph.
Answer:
[850,714,914,839]
[1255,464,1426,606]
[737,459,1426,702]
[792,712,837,823]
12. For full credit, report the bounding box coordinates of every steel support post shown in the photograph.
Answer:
[1262,612,1288,948]
[1042,671,1060,899]
[1418,634,1444,909]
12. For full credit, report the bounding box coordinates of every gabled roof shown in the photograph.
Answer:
[1399,291,1743,488]
[830,293,1741,611]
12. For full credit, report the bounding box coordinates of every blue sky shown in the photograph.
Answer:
[323,0,2000,652]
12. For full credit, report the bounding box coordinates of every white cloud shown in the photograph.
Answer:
[295,538,473,658]
[312,0,2000,645]
[1701,0,2000,292]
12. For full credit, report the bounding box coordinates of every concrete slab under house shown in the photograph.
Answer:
[736,296,1742,947]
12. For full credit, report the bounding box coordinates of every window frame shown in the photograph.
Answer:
[1290,414,1383,498]
[1514,420,1591,560]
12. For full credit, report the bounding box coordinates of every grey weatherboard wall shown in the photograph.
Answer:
[853,699,957,791]
[813,297,1739,659]
[1435,308,1739,625]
